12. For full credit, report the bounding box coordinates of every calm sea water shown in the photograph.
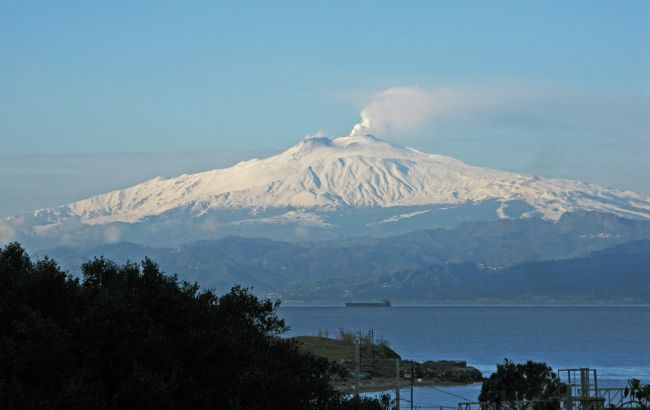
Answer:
[279,305,650,408]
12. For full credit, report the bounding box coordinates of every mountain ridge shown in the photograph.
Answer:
[25,135,650,223]
[4,134,650,248]
[35,213,650,301]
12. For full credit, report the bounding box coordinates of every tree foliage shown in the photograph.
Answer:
[0,242,389,410]
[478,359,561,409]
[624,378,650,409]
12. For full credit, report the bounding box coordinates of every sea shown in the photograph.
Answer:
[278,305,650,408]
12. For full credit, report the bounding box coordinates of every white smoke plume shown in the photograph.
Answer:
[350,86,470,136]
[348,84,650,141]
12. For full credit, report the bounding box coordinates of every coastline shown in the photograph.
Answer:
[338,378,483,394]
[280,303,650,308]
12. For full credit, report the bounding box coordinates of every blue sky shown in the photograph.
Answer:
[0,1,649,215]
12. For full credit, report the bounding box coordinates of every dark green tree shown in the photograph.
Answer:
[0,242,389,410]
[624,379,650,409]
[478,359,561,409]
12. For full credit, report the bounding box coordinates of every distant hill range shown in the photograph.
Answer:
[4,134,650,248]
[37,212,650,304]
[290,240,650,304]
[9,134,648,303]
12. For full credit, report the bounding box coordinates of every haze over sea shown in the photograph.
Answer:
[280,305,650,407]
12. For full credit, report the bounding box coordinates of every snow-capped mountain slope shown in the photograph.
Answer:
[54,134,649,224]
[4,134,650,249]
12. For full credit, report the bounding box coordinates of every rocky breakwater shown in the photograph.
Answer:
[293,336,483,392]
[403,360,483,385]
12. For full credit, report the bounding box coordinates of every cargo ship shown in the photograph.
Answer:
[344,300,391,307]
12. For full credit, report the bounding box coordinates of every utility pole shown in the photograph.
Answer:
[395,358,400,410]
[371,329,374,369]
[410,360,414,410]
[354,334,360,394]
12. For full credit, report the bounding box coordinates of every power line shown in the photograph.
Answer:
[425,385,472,402]
[401,398,457,409]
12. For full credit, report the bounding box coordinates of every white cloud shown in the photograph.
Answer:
[304,129,327,139]
[200,217,220,233]
[104,225,121,244]
[0,222,16,244]
[293,226,310,237]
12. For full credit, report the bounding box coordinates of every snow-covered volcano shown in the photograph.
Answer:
[4,134,650,248]
[55,134,650,222]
